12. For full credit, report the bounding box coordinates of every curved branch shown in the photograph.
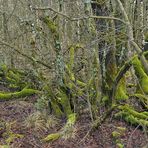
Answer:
[32,7,71,20]
[111,51,148,102]
[111,61,132,102]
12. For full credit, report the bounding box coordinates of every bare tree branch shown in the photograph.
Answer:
[0,40,52,70]
[32,6,127,24]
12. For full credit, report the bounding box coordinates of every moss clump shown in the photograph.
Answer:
[102,95,109,105]
[7,70,20,82]
[6,70,27,89]
[68,46,75,71]
[115,105,148,126]
[41,16,57,34]
[124,114,148,126]
[112,131,121,138]
[0,88,40,101]
[0,65,31,89]
[1,64,8,74]
[118,105,148,120]
[58,89,73,117]
[115,78,128,101]
[43,133,61,142]
[132,57,148,93]
[43,113,76,142]
[65,113,76,126]
[50,100,64,117]
[65,65,86,87]
[116,143,124,148]
[61,113,76,139]
[112,126,126,148]
[2,122,23,145]
[0,145,9,148]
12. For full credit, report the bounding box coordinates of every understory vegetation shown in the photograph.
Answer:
[0,0,148,147]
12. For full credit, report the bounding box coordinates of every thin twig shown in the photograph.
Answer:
[73,15,126,24]
[32,7,70,19]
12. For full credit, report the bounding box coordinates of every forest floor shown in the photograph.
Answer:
[0,85,148,148]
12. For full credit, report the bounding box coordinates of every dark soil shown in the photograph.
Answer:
[0,85,148,148]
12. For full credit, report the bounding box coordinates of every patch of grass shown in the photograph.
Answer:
[24,111,59,132]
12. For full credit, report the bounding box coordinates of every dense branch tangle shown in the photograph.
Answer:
[32,6,126,24]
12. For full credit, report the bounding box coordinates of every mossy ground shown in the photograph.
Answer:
[0,62,148,147]
[0,85,147,147]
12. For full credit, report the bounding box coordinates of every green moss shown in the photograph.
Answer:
[112,127,125,148]
[118,105,148,120]
[41,16,57,33]
[143,111,148,116]
[115,105,148,126]
[1,64,8,74]
[0,145,9,148]
[132,57,146,77]
[126,114,139,125]
[76,80,86,87]
[58,90,72,117]
[115,78,128,101]
[65,65,86,87]
[112,127,126,139]
[116,127,126,134]
[140,78,148,93]
[8,84,19,89]
[5,133,23,145]
[61,113,76,139]
[132,57,148,93]
[1,67,28,89]
[42,133,61,142]
[43,113,76,142]
[2,122,24,145]
[51,100,64,117]
[116,112,139,125]
[102,95,109,105]
[116,143,124,148]
[68,46,75,71]
[43,85,68,117]
[0,88,40,101]
[66,113,76,126]
[125,114,148,126]
[5,76,16,84]
[7,70,20,82]
[0,93,11,100]
[127,83,135,88]
[112,131,121,138]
